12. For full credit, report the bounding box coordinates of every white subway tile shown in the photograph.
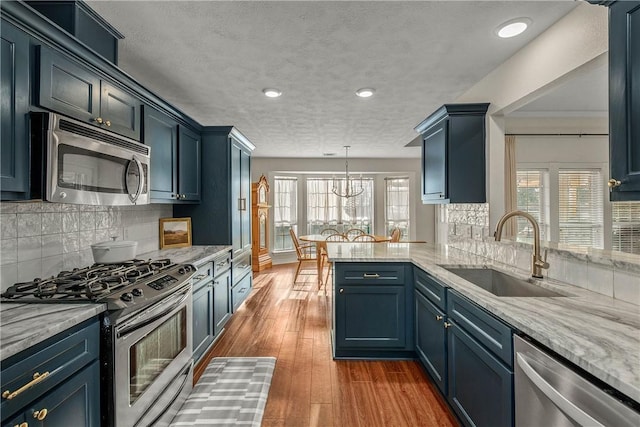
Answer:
[62,233,79,254]
[62,212,79,233]
[42,234,63,257]
[18,236,42,261]
[42,212,62,235]
[79,212,96,231]
[0,263,18,292]
[17,259,41,282]
[41,255,64,278]
[1,238,18,265]
[17,213,42,237]
[1,214,17,239]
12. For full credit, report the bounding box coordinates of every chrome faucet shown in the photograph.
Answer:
[494,210,549,279]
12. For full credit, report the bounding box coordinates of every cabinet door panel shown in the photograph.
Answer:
[422,119,447,201]
[143,106,178,200]
[335,286,405,348]
[192,281,214,362]
[38,47,100,123]
[1,21,30,198]
[178,126,201,201]
[241,149,252,251]
[213,271,231,335]
[415,290,447,394]
[100,82,141,140]
[609,1,640,199]
[231,142,242,255]
[28,360,100,427]
[448,323,513,427]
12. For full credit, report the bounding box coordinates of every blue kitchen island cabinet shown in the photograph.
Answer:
[1,20,30,200]
[0,318,100,427]
[332,263,414,359]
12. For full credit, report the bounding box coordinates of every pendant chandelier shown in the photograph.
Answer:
[332,146,364,198]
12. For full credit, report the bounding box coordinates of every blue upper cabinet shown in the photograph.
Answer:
[608,1,640,200]
[178,125,201,202]
[143,106,201,203]
[415,103,489,204]
[38,46,141,140]
[1,20,30,200]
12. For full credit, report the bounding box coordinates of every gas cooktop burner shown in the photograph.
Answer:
[1,258,181,303]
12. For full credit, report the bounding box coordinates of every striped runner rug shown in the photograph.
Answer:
[170,357,276,426]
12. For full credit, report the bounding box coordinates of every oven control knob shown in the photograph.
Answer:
[120,292,133,302]
[132,288,143,297]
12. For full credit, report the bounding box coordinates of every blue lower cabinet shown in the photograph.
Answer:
[447,322,513,427]
[192,279,214,363]
[232,273,252,312]
[213,270,232,335]
[25,360,100,427]
[335,285,406,349]
[415,290,447,394]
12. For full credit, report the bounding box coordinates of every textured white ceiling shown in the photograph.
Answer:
[87,0,578,158]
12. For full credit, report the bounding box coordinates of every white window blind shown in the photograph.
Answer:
[558,170,603,248]
[612,202,640,255]
[384,177,410,239]
[273,177,298,252]
[306,177,374,234]
[516,170,550,242]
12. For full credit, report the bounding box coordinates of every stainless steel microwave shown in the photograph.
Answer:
[30,112,150,206]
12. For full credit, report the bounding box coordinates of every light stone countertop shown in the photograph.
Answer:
[0,245,232,362]
[326,242,640,403]
[0,303,106,361]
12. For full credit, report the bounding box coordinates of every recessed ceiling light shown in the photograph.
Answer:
[355,88,375,98]
[262,88,282,98]
[496,18,531,38]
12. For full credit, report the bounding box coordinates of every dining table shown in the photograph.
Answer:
[298,234,392,284]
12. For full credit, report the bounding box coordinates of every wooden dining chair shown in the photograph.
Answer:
[289,228,320,283]
[352,234,376,242]
[390,228,401,242]
[325,233,348,242]
[345,228,366,240]
[321,234,347,285]
[320,228,339,236]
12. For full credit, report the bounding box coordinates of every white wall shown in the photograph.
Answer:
[252,157,434,263]
[455,2,608,231]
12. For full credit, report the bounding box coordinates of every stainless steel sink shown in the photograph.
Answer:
[442,267,566,297]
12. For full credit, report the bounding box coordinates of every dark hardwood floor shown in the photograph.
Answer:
[199,263,459,427]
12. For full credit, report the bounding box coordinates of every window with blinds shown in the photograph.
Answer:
[273,176,298,252]
[384,177,410,239]
[612,202,640,255]
[306,177,374,234]
[558,170,603,248]
[516,170,550,242]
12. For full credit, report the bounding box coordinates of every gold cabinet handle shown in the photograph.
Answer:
[2,372,50,400]
[608,178,621,189]
[436,315,443,321]
[94,117,104,124]
[33,408,48,421]
[363,273,380,279]
[14,423,28,427]
[339,288,344,294]
[105,120,111,127]
[444,322,452,329]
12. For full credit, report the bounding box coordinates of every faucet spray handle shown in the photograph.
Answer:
[537,249,550,270]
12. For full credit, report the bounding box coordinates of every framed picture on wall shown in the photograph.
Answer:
[159,217,192,249]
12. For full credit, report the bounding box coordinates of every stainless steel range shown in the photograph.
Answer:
[2,259,196,427]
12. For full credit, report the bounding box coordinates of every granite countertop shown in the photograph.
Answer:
[0,303,106,361]
[0,245,232,362]
[326,242,640,403]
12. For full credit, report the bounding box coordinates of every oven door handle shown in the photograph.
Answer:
[127,157,145,204]
[117,288,190,338]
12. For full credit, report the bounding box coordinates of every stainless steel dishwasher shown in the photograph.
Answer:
[514,335,640,427]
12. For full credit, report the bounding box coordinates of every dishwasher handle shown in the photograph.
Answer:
[516,353,604,427]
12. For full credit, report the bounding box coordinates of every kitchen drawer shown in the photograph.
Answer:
[0,318,99,419]
[447,290,513,367]
[193,262,213,289]
[213,251,231,277]
[336,263,405,285]
[414,267,446,310]
[231,274,252,312]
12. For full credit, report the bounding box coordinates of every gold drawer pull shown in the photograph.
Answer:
[436,315,443,321]
[2,372,50,400]
[14,423,28,427]
[444,322,452,329]
[33,408,48,421]
[363,273,380,279]
[105,120,111,127]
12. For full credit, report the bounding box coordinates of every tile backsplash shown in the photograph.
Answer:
[438,203,640,305]
[0,201,173,292]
